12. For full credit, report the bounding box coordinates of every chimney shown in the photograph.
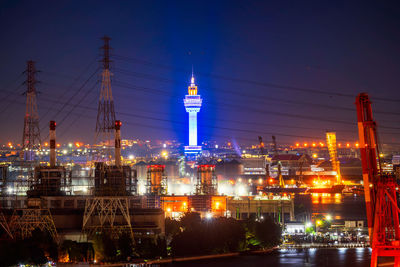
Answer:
[115,120,122,167]
[49,120,56,167]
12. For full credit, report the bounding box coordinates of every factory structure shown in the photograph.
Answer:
[0,36,295,247]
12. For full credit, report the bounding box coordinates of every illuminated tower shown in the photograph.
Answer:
[326,131,341,184]
[184,73,202,157]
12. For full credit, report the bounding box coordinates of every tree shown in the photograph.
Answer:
[254,217,282,248]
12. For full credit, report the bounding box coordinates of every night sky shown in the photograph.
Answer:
[0,0,399,147]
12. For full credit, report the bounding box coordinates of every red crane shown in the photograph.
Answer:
[356,93,400,266]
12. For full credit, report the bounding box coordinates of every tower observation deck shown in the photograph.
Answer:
[184,74,202,157]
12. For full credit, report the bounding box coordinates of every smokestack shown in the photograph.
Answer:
[115,120,122,167]
[49,120,56,167]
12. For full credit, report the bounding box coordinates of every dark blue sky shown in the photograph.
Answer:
[0,0,399,146]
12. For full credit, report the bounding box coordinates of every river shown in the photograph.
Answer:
[164,248,371,266]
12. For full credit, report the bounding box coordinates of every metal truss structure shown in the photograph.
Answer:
[82,197,133,239]
[326,131,341,184]
[21,60,41,161]
[95,36,116,161]
[9,208,57,240]
[0,211,13,238]
[356,93,400,266]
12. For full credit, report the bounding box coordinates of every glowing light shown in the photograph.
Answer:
[56,143,61,148]
[346,143,350,148]
[326,214,332,221]
[338,143,342,147]
[161,151,168,159]
[62,150,67,155]
[128,155,134,160]
[295,143,300,147]
[355,143,359,148]
[167,208,171,212]
[248,179,252,183]
[44,142,49,146]
[7,187,13,194]
[215,202,220,209]
[68,143,73,148]
[236,185,246,196]
[304,143,308,147]
[312,143,316,147]
[75,142,81,148]
[206,212,213,219]
[312,153,318,158]
[379,153,384,158]
[316,220,322,226]
[184,76,202,155]
[258,178,263,184]
[269,178,273,183]
[305,222,312,228]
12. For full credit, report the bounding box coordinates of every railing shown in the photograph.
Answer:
[281,242,370,249]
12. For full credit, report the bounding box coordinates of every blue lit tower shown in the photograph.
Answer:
[184,73,202,157]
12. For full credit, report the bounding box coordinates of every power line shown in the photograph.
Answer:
[113,54,400,103]
[114,67,400,116]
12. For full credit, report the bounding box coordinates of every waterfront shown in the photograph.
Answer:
[165,248,371,267]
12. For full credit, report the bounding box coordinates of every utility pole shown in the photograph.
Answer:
[21,60,41,161]
[95,36,116,162]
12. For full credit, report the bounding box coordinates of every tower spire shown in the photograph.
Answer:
[191,65,195,86]
[21,60,41,161]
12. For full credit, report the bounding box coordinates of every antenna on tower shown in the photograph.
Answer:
[21,60,41,161]
[95,36,116,162]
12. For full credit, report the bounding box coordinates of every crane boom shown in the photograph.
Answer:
[356,93,400,266]
[272,135,284,188]
[258,136,269,182]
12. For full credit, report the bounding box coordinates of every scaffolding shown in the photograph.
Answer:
[195,164,218,195]
[82,197,133,239]
[94,162,136,196]
[146,165,167,196]
[27,166,70,197]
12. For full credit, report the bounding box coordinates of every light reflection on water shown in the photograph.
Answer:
[165,248,371,267]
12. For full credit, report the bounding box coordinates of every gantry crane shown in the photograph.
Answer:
[258,136,269,181]
[272,136,284,188]
[356,93,400,266]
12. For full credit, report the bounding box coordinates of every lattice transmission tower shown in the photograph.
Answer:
[21,61,41,161]
[95,36,116,162]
